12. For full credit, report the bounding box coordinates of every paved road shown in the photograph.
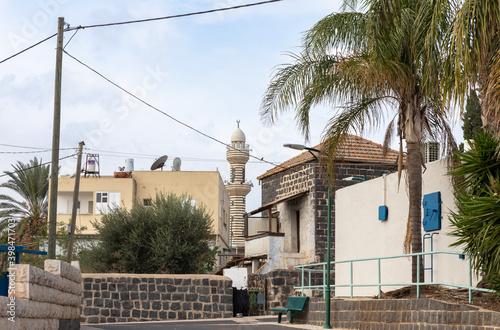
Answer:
[81,316,329,330]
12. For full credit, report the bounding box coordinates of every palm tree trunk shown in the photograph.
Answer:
[407,141,424,294]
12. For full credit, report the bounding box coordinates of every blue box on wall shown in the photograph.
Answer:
[422,191,441,232]
[378,205,388,221]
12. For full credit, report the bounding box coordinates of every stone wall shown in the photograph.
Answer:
[0,260,82,330]
[248,269,301,314]
[294,297,500,329]
[260,161,396,264]
[81,274,232,324]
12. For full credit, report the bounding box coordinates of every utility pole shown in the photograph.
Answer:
[48,17,65,259]
[66,141,85,263]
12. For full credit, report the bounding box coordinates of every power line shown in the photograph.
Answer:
[86,151,277,164]
[64,50,284,170]
[0,149,52,154]
[0,154,77,179]
[0,143,80,151]
[0,143,48,150]
[0,1,282,65]
[0,33,58,65]
[67,0,282,31]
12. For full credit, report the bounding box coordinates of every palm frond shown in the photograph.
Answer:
[303,11,367,54]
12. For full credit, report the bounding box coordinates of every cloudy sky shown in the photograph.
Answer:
[0,0,463,211]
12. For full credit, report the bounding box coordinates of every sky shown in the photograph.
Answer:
[0,0,464,212]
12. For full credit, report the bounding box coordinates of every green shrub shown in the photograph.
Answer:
[88,192,217,274]
[449,131,500,295]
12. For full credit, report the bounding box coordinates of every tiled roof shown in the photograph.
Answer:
[257,134,399,180]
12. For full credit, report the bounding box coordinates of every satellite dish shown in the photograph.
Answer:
[172,157,182,171]
[151,155,168,171]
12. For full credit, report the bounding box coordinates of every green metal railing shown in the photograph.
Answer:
[294,250,495,304]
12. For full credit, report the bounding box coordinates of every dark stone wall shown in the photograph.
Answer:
[81,275,233,324]
[247,269,301,314]
[294,297,500,329]
[260,161,396,264]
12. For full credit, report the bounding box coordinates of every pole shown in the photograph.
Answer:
[324,181,332,329]
[48,17,65,259]
[66,141,85,263]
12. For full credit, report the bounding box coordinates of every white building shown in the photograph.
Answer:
[335,159,479,297]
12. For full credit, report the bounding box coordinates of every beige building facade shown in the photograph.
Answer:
[55,170,231,267]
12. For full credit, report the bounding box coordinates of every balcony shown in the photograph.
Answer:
[245,232,284,258]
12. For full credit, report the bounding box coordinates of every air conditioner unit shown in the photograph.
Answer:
[422,142,440,163]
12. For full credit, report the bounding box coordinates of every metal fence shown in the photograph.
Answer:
[294,250,495,303]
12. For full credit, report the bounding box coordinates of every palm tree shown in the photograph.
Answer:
[445,0,500,131]
[0,158,50,247]
[260,0,456,288]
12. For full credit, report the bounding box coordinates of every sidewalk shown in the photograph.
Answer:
[81,315,338,329]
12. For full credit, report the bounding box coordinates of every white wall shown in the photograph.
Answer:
[223,268,248,290]
[335,159,478,297]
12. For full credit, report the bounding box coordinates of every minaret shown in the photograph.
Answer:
[226,120,252,253]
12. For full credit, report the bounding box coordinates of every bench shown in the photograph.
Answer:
[270,296,309,323]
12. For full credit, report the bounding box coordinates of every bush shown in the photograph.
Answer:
[88,192,217,274]
[449,131,500,295]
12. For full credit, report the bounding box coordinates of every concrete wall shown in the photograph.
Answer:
[0,260,82,330]
[81,274,232,324]
[335,159,479,297]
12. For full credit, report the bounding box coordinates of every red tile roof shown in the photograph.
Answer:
[257,134,399,180]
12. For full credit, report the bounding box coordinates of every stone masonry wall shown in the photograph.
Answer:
[81,274,232,324]
[248,269,300,314]
[294,297,500,329]
[0,260,82,330]
[261,161,396,264]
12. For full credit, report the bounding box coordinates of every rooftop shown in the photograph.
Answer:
[257,134,399,180]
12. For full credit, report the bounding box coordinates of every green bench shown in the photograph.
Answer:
[270,296,309,323]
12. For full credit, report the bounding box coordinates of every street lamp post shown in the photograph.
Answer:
[283,144,332,329]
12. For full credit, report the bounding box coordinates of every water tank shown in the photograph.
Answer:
[124,159,134,172]
[87,160,96,172]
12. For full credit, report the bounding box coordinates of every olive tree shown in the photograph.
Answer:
[88,192,217,274]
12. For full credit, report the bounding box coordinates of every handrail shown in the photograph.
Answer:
[294,250,495,304]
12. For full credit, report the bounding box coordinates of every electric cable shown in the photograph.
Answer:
[0,143,83,151]
[0,153,77,179]
[0,33,58,65]
[64,50,285,170]
[66,0,282,31]
[64,29,79,49]
[0,150,52,154]
[87,151,277,164]
[1,1,282,65]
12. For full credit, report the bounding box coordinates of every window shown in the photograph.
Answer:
[143,199,152,206]
[96,191,120,214]
[96,192,108,203]
[88,201,94,214]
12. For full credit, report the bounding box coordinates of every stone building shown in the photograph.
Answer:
[245,135,399,311]
[246,134,399,274]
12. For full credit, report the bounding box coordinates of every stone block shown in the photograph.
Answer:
[44,259,82,283]
[10,281,80,306]
[13,264,82,295]
[0,317,59,330]
[9,298,80,319]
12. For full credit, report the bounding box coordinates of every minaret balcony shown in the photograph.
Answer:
[226,182,252,196]
[226,149,249,163]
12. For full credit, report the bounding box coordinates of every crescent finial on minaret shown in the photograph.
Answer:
[236,120,240,128]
